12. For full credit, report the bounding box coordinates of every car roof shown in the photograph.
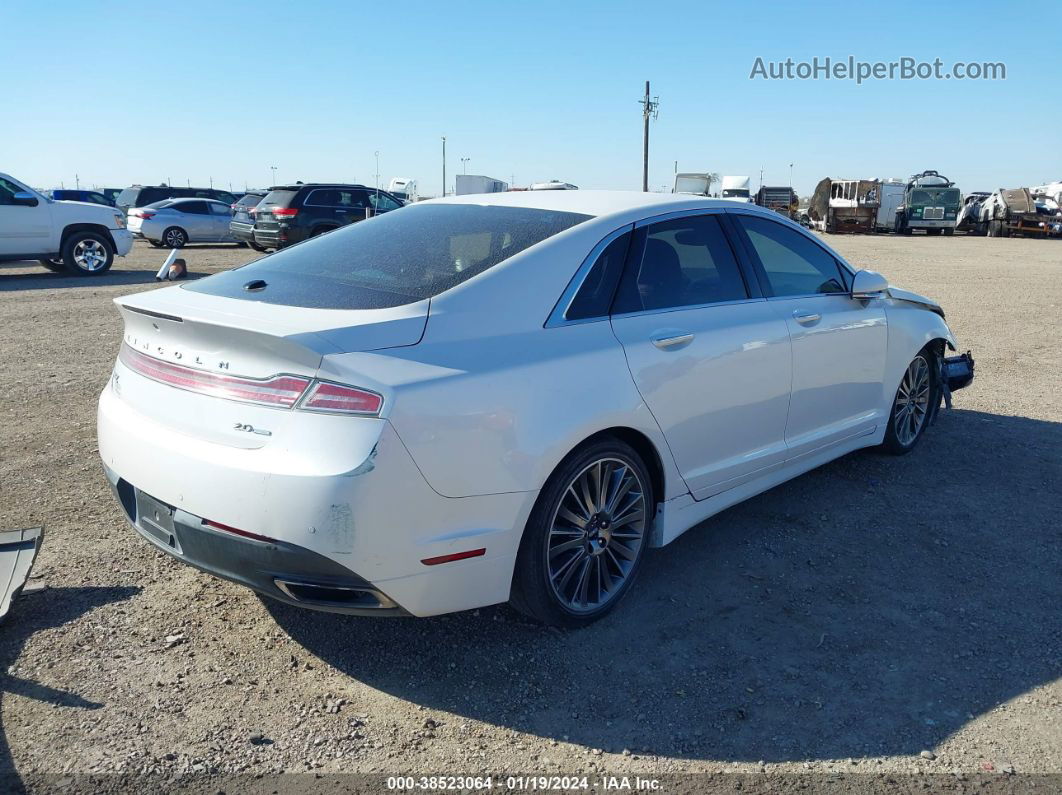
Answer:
[424,189,751,219]
[271,183,369,191]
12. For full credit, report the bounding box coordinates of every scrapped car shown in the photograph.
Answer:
[127,198,238,248]
[97,192,974,627]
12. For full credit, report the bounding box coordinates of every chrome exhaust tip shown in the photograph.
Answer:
[273,578,398,610]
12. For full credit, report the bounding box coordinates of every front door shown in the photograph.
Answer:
[729,213,888,458]
[609,212,793,499]
[0,176,52,256]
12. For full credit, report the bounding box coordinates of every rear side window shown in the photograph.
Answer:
[734,215,847,296]
[564,230,632,321]
[208,202,231,215]
[304,188,369,208]
[613,215,748,313]
[178,201,210,215]
[186,204,591,309]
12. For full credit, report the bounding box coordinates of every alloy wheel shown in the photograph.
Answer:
[893,355,931,446]
[72,239,108,272]
[546,457,646,614]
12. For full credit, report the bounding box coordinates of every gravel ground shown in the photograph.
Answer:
[0,234,1059,793]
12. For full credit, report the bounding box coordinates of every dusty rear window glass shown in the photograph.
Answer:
[184,204,592,309]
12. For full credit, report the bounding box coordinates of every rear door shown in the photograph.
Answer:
[176,200,213,240]
[207,200,234,240]
[728,212,888,457]
[608,211,793,499]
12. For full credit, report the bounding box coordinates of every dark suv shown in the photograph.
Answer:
[228,191,267,250]
[115,185,237,215]
[252,184,404,250]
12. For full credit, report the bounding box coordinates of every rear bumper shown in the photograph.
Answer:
[253,225,304,249]
[102,464,408,615]
[97,385,536,617]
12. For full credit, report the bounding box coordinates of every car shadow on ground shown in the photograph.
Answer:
[0,586,140,791]
[0,268,208,292]
[267,408,1061,762]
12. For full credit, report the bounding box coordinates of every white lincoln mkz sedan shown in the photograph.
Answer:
[97,191,973,627]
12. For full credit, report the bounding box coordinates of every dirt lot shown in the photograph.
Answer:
[0,234,1059,792]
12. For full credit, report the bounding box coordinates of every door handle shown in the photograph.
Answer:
[650,332,694,349]
[792,311,821,325]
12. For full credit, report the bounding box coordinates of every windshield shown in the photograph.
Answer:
[185,204,591,309]
[910,188,960,207]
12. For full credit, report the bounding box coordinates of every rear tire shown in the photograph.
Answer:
[881,347,940,456]
[510,438,654,628]
[61,231,114,275]
[162,227,188,248]
[249,242,267,252]
[148,239,165,248]
[38,258,66,273]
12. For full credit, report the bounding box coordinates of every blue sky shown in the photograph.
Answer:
[2,1,1058,197]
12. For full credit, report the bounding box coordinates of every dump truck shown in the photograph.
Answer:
[807,177,881,233]
[894,171,961,235]
[754,185,798,219]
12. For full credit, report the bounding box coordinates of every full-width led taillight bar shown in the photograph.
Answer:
[118,344,383,415]
[120,345,310,407]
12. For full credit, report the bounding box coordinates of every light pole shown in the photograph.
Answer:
[270,166,277,186]
[374,151,380,191]
[441,137,446,197]
[461,157,470,175]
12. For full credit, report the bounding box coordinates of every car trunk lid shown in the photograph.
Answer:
[111,286,426,448]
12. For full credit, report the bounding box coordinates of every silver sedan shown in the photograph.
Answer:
[127,198,239,248]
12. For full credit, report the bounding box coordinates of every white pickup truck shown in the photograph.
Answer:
[0,172,132,275]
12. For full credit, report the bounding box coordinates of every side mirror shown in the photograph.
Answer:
[852,269,888,299]
[11,191,39,208]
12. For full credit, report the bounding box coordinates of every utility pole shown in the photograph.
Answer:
[270,165,277,186]
[789,162,794,188]
[639,81,659,192]
[441,137,447,197]
[758,167,764,190]
[75,173,80,189]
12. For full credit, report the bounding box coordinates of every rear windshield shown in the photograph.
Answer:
[235,194,264,208]
[259,189,298,208]
[185,204,591,309]
[116,188,142,207]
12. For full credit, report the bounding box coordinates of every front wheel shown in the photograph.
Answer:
[62,232,114,275]
[510,438,653,628]
[881,349,939,455]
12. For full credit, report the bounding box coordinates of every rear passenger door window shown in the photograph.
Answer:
[734,215,848,296]
[613,215,748,314]
[180,201,210,215]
